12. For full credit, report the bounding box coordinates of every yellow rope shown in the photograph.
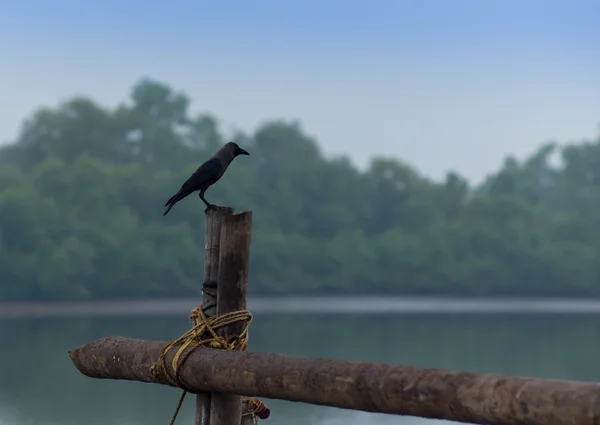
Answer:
[242,397,269,424]
[149,305,253,425]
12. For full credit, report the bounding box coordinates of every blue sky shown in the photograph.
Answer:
[1,0,599,182]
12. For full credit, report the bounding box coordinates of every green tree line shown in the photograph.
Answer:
[1,79,599,301]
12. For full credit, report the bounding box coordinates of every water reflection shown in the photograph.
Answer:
[1,313,599,425]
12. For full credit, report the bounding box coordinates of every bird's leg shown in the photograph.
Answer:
[199,191,215,213]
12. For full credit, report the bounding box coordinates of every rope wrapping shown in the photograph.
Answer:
[243,398,271,420]
[149,305,257,425]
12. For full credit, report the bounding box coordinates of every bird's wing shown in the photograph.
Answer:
[179,157,222,193]
[164,157,223,208]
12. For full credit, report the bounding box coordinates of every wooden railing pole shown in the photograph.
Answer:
[196,206,234,425]
[70,337,600,425]
[210,211,253,425]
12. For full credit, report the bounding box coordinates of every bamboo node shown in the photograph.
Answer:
[149,304,253,425]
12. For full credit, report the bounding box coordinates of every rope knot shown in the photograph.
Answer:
[210,339,226,349]
[149,303,254,425]
[246,397,271,420]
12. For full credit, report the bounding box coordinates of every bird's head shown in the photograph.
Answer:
[228,141,250,157]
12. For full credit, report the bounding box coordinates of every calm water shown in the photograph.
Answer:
[1,312,600,425]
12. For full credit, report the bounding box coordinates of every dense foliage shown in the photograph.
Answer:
[1,79,599,301]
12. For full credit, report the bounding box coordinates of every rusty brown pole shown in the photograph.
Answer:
[210,211,253,425]
[197,206,234,425]
[69,337,600,425]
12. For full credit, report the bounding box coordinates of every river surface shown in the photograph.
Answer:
[1,298,600,425]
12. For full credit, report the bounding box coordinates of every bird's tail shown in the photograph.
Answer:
[162,189,192,216]
[164,192,180,207]
[163,202,175,216]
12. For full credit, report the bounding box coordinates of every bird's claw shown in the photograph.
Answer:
[204,204,216,214]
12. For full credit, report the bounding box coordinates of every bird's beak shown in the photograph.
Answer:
[237,148,250,156]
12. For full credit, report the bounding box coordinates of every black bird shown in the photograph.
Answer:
[163,141,249,216]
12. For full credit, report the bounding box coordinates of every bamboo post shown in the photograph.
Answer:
[211,212,253,425]
[197,206,234,425]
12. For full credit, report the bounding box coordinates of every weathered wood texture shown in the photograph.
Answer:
[202,206,234,316]
[240,399,253,425]
[69,336,600,425]
[211,211,253,425]
[197,206,234,425]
